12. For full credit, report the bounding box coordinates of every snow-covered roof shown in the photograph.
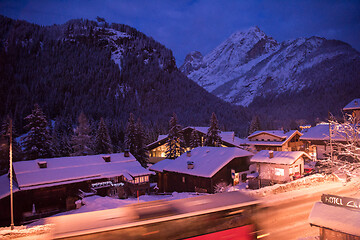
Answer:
[0,174,19,200]
[147,126,242,148]
[250,150,310,165]
[157,135,168,141]
[13,153,151,190]
[248,130,297,139]
[309,202,360,236]
[185,127,240,145]
[243,130,301,147]
[343,98,360,111]
[149,147,253,178]
[186,126,209,134]
[299,123,348,141]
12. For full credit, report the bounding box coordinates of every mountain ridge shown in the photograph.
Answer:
[181,27,360,123]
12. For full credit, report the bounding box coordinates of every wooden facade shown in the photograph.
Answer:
[156,156,251,193]
[247,130,304,152]
[147,127,241,164]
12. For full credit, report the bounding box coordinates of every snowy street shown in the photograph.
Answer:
[1,176,359,239]
[255,179,359,239]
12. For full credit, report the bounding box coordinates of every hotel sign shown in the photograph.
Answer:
[321,194,360,210]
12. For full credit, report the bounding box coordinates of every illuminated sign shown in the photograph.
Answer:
[91,181,124,189]
[321,194,360,210]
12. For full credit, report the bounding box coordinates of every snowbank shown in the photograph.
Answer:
[244,174,341,197]
[0,224,52,239]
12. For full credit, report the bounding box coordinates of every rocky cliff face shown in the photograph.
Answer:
[179,51,203,75]
[181,27,360,109]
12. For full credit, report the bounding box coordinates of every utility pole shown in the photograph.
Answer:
[9,118,14,230]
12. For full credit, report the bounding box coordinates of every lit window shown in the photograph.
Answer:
[275,168,284,176]
[182,177,185,183]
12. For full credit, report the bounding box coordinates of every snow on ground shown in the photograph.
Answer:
[243,173,342,198]
[0,225,52,240]
[61,191,206,215]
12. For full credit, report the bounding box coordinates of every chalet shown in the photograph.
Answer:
[149,147,253,193]
[0,152,151,226]
[300,123,332,159]
[249,150,311,188]
[243,130,304,152]
[343,98,360,122]
[299,123,358,160]
[147,126,244,164]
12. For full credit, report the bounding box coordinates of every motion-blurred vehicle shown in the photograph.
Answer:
[47,191,265,239]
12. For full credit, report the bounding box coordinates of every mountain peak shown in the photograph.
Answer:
[228,26,266,42]
[179,51,203,75]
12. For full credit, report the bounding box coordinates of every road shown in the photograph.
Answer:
[2,180,359,240]
[254,180,359,240]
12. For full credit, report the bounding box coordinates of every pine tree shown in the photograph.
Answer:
[71,112,94,156]
[124,113,136,154]
[189,128,201,149]
[249,115,261,135]
[22,104,53,160]
[52,116,72,157]
[95,117,113,154]
[204,112,222,147]
[165,113,184,159]
[134,118,149,167]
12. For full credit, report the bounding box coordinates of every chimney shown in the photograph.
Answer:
[37,160,47,168]
[187,161,194,169]
[355,100,358,106]
[103,156,111,162]
[186,151,191,157]
[269,150,274,159]
[124,149,130,157]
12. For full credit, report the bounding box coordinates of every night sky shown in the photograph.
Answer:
[1,0,359,66]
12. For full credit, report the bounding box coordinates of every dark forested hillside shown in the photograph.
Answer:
[0,15,249,148]
[248,51,360,128]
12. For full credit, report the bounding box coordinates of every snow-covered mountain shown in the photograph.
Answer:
[181,27,360,107]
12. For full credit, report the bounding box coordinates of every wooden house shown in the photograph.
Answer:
[243,130,304,152]
[147,126,244,164]
[149,147,253,193]
[249,150,310,188]
[343,98,360,122]
[300,123,359,160]
[0,153,151,226]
